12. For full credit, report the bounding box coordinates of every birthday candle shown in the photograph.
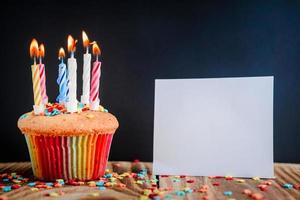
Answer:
[56,48,68,104]
[29,39,43,114]
[38,44,48,104]
[90,42,101,111]
[81,31,91,104]
[66,35,78,113]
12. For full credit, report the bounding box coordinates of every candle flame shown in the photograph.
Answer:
[38,44,45,58]
[67,35,77,52]
[58,47,65,59]
[92,43,101,56]
[30,38,39,58]
[82,31,90,48]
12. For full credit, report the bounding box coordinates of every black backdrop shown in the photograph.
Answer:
[0,1,300,163]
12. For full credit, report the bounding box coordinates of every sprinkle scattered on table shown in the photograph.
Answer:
[224,191,233,196]
[1,163,300,200]
[283,183,293,189]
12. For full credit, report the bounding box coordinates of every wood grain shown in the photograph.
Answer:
[0,162,299,200]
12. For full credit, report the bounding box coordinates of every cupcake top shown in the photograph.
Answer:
[18,110,119,136]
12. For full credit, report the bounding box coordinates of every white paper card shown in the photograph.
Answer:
[153,76,273,178]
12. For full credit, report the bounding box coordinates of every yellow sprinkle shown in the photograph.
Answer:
[99,105,105,112]
[153,189,160,194]
[31,188,39,192]
[86,114,94,119]
[143,189,152,195]
[136,180,144,185]
[90,192,100,197]
[12,179,21,183]
[78,181,85,185]
[49,192,59,197]
[110,177,116,182]
[88,181,96,187]
[139,195,150,200]
[236,179,245,183]
[252,177,260,181]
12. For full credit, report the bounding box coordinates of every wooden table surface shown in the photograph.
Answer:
[0,162,299,200]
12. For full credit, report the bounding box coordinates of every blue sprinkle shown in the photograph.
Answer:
[224,191,233,196]
[57,180,65,184]
[78,102,85,109]
[96,181,104,186]
[99,186,106,190]
[184,188,193,193]
[19,114,28,120]
[175,191,185,196]
[165,194,172,199]
[2,178,9,182]
[28,182,36,187]
[153,196,160,200]
[46,182,53,186]
[2,186,12,192]
[283,183,293,189]
[104,174,112,178]
[172,179,180,183]
[137,173,145,178]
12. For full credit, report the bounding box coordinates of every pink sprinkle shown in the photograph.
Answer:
[242,189,252,195]
[212,182,220,186]
[258,184,268,191]
[251,193,264,200]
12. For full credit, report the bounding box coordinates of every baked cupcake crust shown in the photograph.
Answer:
[18,110,119,136]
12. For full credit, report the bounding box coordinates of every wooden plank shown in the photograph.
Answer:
[0,162,299,199]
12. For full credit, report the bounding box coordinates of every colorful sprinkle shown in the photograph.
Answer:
[251,193,264,200]
[27,182,36,187]
[31,188,39,192]
[96,181,104,186]
[175,191,185,196]
[252,177,260,181]
[2,186,11,192]
[212,182,220,186]
[19,114,28,120]
[242,189,252,195]
[224,191,233,196]
[283,183,293,189]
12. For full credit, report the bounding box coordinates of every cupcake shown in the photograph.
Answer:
[18,106,118,181]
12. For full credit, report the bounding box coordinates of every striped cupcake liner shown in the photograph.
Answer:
[24,133,113,181]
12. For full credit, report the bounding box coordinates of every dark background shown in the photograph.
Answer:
[0,0,299,163]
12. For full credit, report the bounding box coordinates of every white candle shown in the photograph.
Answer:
[66,35,78,113]
[81,31,91,104]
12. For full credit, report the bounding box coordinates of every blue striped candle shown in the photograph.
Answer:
[56,48,68,104]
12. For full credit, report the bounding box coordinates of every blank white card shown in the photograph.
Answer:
[153,77,273,178]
